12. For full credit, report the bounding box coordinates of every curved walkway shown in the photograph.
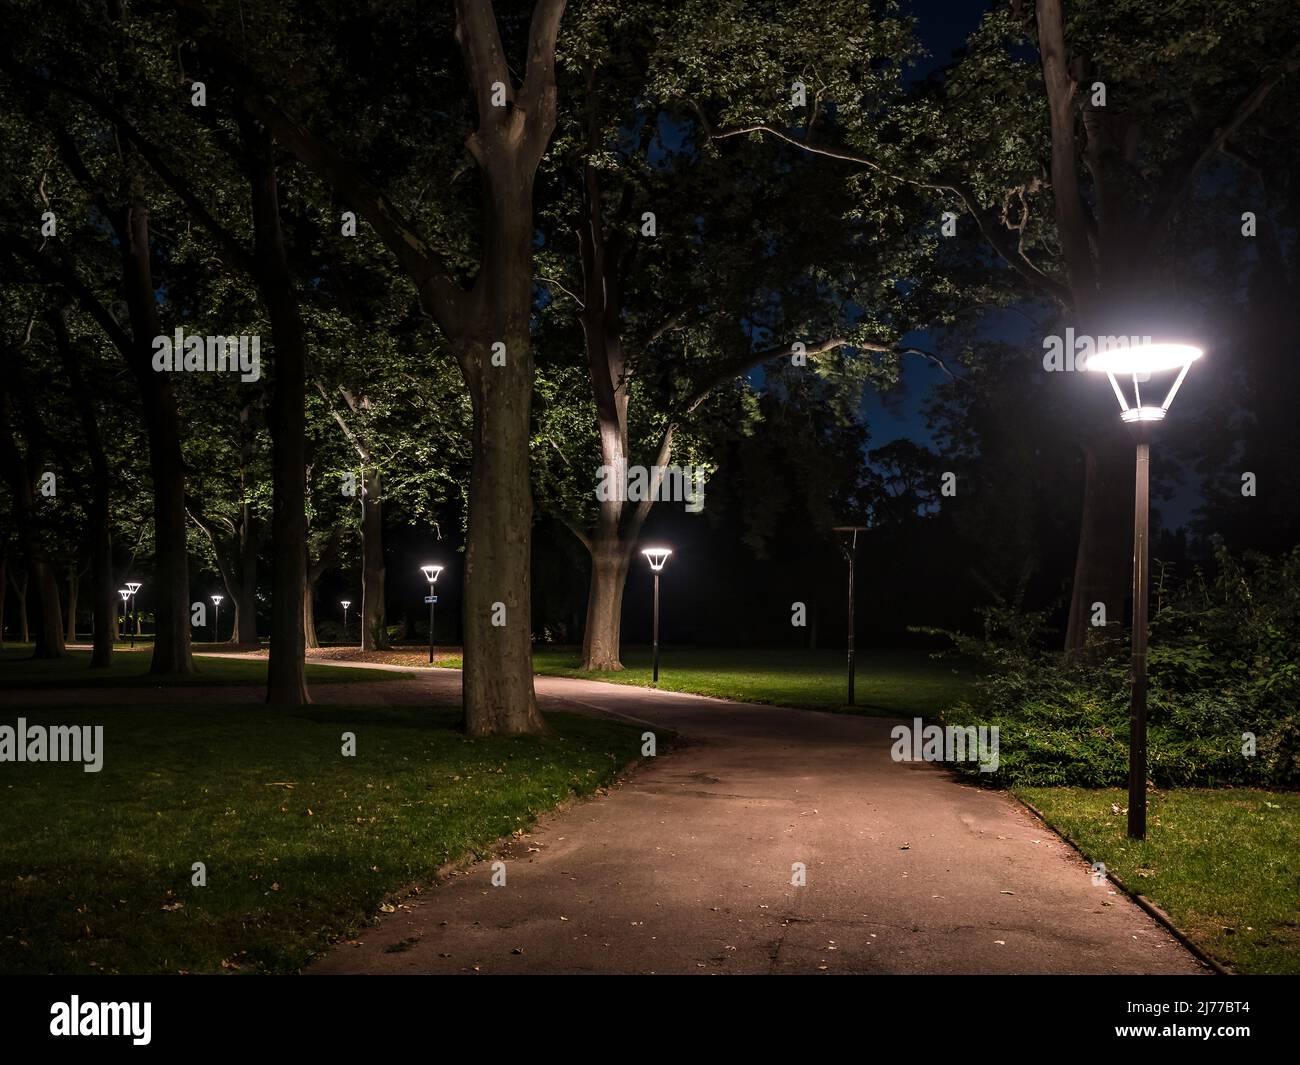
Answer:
[18,655,1208,974]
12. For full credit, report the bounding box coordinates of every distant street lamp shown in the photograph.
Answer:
[125,581,142,649]
[341,600,351,643]
[833,527,867,706]
[641,547,672,683]
[420,564,443,665]
[118,589,131,642]
[1087,340,1203,841]
[211,594,223,643]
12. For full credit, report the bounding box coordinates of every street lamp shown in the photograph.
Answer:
[833,527,867,705]
[211,594,223,643]
[420,564,443,665]
[125,581,141,649]
[340,600,351,644]
[118,589,131,643]
[641,547,671,683]
[1087,339,1203,840]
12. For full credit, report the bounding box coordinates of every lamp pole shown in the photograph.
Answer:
[1087,340,1202,841]
[834,527,866,706]
[119,589,130,643]
[126,581,141,649]
[1129,433,1150,840]
[420,565,443,665]
[211,595,223,643]
[341,600,351,644]
[641,548,672,683]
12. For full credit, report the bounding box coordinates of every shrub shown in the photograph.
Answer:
[928,545,1300,788]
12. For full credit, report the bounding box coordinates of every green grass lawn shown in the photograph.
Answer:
[1018,787,1300,974]
[524,646,973,717]
[0,646,412,686]
[0,702,642,974]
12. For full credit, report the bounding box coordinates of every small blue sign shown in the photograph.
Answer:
[425,596,437,604]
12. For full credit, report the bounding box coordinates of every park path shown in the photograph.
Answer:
[320,667,1207,975]
[15,654,1208,974]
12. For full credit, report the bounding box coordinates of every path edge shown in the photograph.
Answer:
[1013,794,1229,976]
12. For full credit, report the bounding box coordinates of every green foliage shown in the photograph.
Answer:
[936,545,1300,788]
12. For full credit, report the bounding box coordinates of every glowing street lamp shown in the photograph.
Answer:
[118,589,131,642]
[834,527,868,706]
[340,600,351,643]
[641,547,671,683]
[420,564,443,665]
[1087,339,1203,840]
[211,594,223,643]
[125,581,142,649]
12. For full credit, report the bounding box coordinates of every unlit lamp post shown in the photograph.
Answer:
[211,594,223,643]
[420,564,443,665]
[1086,340,1202,841]
[340,600,351,644]
[125,581,141,648]
[641,547,672,683]
[833,527,867,706]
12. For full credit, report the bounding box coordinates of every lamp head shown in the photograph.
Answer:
[420,564,443,584]
[642,546,672,572]
[341,600,351,609]
[211,594,223,606]
[1085,339,1203,423]
[125,582,142,595]
[119,589,131,602]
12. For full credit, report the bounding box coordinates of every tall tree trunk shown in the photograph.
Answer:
[215,0,565,733]
[234,403,261,646]
[13,571,30,644]
[360,466,387,650]
[581,520,634,671]
[303,571,319,650]
[56,310,115,669]
[65,569,78,644]
[0,551,6,649]
[460,332,543,734]
[1063,434,1135,651]
[114,182,193,674]
[0,389,64,658]
[246,124,311,706]
[28,561,65,659]
[234,505,260,645]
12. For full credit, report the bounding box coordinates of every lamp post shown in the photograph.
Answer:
[833,527,867,706]
[341,600,351,644]
[125,581,141,648]
[420,564,443,665]
[641,547,671,683]
[1086,340,1202,840]
[118,589,131,643]
[211,594,223,643]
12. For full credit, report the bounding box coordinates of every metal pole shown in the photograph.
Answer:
[213,602,219,643]
[434,590,444,665]
[1129,437,1150,840]
[847,548,856,706]
[652,571,660,683]
[130,593,136,649]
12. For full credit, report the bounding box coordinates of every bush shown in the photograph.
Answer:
[930,545,1300,788]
